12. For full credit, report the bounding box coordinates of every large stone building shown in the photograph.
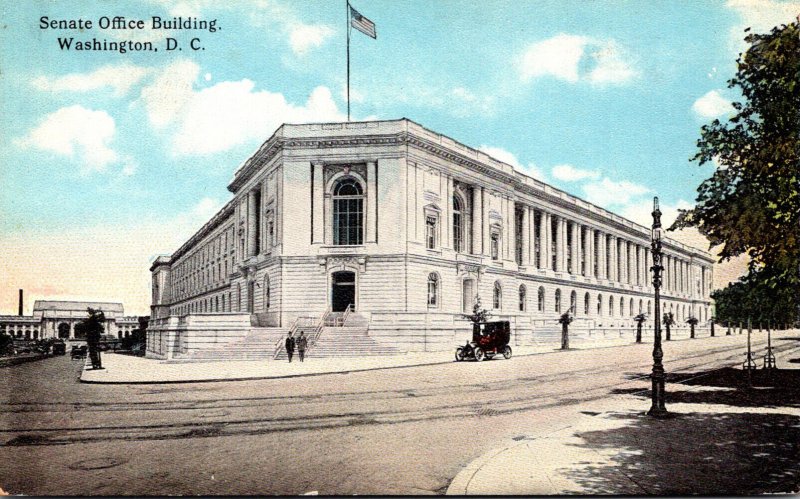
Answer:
[0,299,139,340]
[148,119,714,360]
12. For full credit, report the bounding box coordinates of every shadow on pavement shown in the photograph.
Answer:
[616,368,800,409]
[569,367,800,494]
[565,410,800,495]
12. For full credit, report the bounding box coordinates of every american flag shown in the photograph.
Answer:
[350,5,376,39]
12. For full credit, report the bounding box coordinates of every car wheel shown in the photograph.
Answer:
[474,348,485,362]
[503,346,512,359]
[455,347,465,362]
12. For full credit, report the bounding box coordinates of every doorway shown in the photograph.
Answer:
[331,271,356,312]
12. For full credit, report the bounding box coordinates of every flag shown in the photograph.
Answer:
[349,5,376,39]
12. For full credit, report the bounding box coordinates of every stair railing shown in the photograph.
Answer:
[339,303,354,327]
[273,315,304,360]
[308,308,331,353]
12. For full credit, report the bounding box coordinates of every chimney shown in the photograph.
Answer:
[18,289,23,316]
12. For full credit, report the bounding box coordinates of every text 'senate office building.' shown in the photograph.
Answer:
[147,119,714,360]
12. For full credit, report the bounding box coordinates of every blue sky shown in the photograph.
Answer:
[1,0,798,314]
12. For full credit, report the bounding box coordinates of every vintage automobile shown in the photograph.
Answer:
[455,321,512,361]
[70,345,87,359]
[51,340,67,356]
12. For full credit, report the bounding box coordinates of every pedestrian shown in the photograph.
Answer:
[285,332,295,363]
[296,331,308,362]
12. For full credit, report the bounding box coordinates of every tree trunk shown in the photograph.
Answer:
[561,323,569,350]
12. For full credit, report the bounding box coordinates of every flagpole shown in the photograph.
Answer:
[346,0,351,122]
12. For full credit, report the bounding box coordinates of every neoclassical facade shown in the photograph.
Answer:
[148,119,714,357]
[0,300,139,341]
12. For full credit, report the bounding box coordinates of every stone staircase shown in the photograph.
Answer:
[275,311,400,359]
[175,327,285,362]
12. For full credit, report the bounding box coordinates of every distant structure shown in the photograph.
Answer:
[148,119,715,360]
[0,292,138,340]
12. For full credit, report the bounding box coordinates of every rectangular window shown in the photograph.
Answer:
[491,232,500,260]
[566,222,573,274]
[426,215,437,249]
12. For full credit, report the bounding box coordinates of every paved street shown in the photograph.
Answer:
[1,331,799,495]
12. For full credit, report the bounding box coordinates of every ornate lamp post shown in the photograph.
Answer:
[648,197,668,417]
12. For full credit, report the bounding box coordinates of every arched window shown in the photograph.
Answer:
[427,273,439,308]
[570,290,577,314]
[638,299,643,315]
[493,281,502,309]
[609,295,614,317]
[519,285,527,312]
[619,297,625,317]
[332,176,364,245]
[648,300,652,316]
[629,298,634,316]
[453,195,464,253]
[538,286,545,312]
[555,289,561,313]
[584,292,590,315]
[597,294,603,315]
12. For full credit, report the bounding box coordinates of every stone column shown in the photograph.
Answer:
[312,162,324,244]
[520,204,529,266]
[571,222,580,275]
[472,185,482,255]
[609,236,617,282]
[538,210,547,269]
[543,212,552,270]
[555,216,564,272]
[506,197,515,262]
[246,190,257,257]
[366,161,377,243]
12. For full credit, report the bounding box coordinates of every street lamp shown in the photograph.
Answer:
[648,197,668,417]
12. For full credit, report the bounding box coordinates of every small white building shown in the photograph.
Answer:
[148,119,714,360]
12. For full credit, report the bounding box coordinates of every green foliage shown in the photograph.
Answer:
[672,22,800,297]
[0,333,13,356]
[558,312,573,325]
[80,308,106,346]
[662,312,676,327]
[686,317,699,326]
[121,316,149,351]
[634,313,647,324]
[461,296,491,324]
[712,265,798,325]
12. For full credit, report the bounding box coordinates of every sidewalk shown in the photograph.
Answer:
[81,343,559,384]
[80,330,792,384]
[447,336,800,495]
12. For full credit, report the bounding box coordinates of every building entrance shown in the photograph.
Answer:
[331,271,356,312]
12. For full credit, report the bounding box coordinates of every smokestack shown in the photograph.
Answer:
[18,289,23,316]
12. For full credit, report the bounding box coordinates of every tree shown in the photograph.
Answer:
[663,312,675,341]
[80,308,106,369]
[671,21,799,319]
[558,312,573,350]
[711,265,797,326]
[461,296,491,325]
[634,313,647,343]
[686,316,699,338]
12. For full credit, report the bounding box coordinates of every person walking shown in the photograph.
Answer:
[296,331,308,362]
[285,332,295,363]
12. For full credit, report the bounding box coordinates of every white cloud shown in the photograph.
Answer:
[289,23,335,55]
[139,59,199,128]
[32,64,150,96]
[692,90,733,118]
[726,0,800,52]
[616,197,692,228]
[586,40,637,85]
[518,34,636,85]
[15,105,118,173]
[139,59,345,156]
[478,145,545,179]
[519,34,588,83]
[551,164,601,182]
[582,177,651,207]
